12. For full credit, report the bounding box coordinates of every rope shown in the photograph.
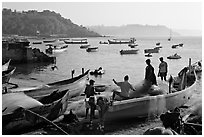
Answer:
[24,109,69,135]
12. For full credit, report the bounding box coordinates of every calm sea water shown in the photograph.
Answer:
[12,36,202,86]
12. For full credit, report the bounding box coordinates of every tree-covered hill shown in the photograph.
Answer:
[2,8,101,37]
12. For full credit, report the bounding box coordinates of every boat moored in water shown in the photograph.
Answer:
[86,47,98,52]
[80,44,91,49]
[108,38,136,44]
[64,39,88,44]
[120,49,139,55]
[144,47,160,54]
[167,53,181,59]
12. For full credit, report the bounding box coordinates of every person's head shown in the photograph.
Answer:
[146,59,151,65]
[159,57,163,62]
[89,79,95,85]
[124,75,129,81]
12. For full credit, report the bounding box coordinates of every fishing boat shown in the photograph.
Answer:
[43,39,57,43]
[64,39,88,44]
[86,47,98,52]
[156,42,160,46]
[108,38,136,44]
[67,60,197,122]
[144,47,160,54]
[46,44,68,54]
[80,44,91,49]
[172,43,183,49]
[167,53,181,59]
[2,59,11,72]
[99,41,108,44]
[120,49,139,55]
[10,70,90,99]
[2,67,16,84]
[2,89,69,134]
[128,43,138,48]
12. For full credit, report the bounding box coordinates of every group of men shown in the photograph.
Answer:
[84,57,168,121]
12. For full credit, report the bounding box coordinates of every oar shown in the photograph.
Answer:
[24,109,69,135]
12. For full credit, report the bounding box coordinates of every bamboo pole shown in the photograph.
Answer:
[25,109,69,135]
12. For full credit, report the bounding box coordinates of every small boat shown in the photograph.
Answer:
[10,70,90,99]
[45,44,68,54]
[108,38,136,44]
[67,60,197,122]
[64,39,88,44]
[120,49,139,55]
[172,44,183,49]
[99,41,108,44]
[80,44,91,49]
[144,47,159,54]
[145,53,153,57]
[2,67,16,84]
[156,42,160,45]
[167,53,181,59]
[128,43,138,48]
[32,41,42,44]
[2,89,69,134]
[43,39,57,43]
[86,47,98,52]
[2,59,11,72]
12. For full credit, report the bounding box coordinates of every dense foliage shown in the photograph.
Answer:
[2,8,101,37]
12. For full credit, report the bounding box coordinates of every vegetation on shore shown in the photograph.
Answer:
[2,8,101,37]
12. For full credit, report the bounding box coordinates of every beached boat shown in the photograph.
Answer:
[67,62,197,122]
[10,70,90,99]
[86,47,98,52]
[46,44,68,54]
[2,67,16,84]
[2,89,69,134]
[80,44,91,49]
[167,53,181,59]
[108,38,136,44]
[120,49,139,55]
[43,39,57,43]
[2,59,11,72]
[64,39,88,44]
[144,47,160,54]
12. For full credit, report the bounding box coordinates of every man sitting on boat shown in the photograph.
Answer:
[84,80,98,120]
[111,75,136,103]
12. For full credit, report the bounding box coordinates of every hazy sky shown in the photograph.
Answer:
[2,2,202,30]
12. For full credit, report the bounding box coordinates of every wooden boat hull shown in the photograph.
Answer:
[64,39,88,44]
[144,48,159,53]
[2,67,16,84]
[80,44,90,49]
[10,70,89,99]
[2,59,11,72]
[67,68,197,122]
[167,56,181,59]
[2,90,69,134]
[86,47,98,52]
[43,39,56,43]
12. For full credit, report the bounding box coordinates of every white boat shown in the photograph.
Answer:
[167,53,181,59]
[67,62,197,122]
[10,70,90,99]
[2,59,11,72]
[45,44,68,54]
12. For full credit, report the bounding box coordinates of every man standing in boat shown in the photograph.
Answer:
[145,59,157,85]
[112,75,136,102]
[84,79,97,120]
[158,57,168,81]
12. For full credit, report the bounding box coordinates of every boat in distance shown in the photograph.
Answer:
[120,49,139,55]
[80,44,91,49]
[108,38,136,44]
[2,89,69,134]
[10,69,90,99]
[64,39,88,44]
[86,47,98,52]
[144,47,160,54]
[45,44,68,54]
[43,39,57,43]
[167,53,181,59]
[67,61,197,122]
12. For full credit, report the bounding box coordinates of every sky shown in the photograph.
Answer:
[2,1,202,30]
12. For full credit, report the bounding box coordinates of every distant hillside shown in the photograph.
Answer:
[87,24,180,38]
[2,8,101,37]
